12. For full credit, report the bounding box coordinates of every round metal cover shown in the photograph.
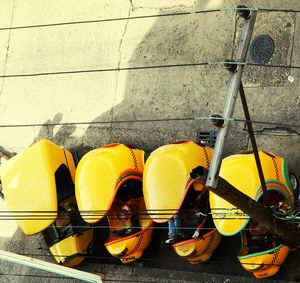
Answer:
[250,34,275,64]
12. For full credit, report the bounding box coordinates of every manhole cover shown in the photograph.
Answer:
[250,34,275,64]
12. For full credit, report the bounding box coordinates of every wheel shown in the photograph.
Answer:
[289,173,299,208]
[290,174,298,191]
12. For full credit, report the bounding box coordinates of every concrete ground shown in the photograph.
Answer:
[0,0,300,282]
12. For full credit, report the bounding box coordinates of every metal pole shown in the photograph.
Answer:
[0,249,102,283]
[239,82,270,204]
[206,7,257,188]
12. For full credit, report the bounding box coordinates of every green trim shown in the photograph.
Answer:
[256,179,287,197]
[282,160,293,193]
[255,179,294,207]
[238,244,283,260]
[256,187,285,201]
[218,180,292,237]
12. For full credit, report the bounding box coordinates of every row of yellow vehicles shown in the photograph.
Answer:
[0,139,296,278]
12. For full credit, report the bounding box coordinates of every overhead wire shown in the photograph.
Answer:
[0,6,299,32]
[3,201,300,224]
[0,62,210,78]
[0,116,299,129]
[0,60,299,79]
[258,8,300,13]
[209,61,300,69]
[0,211,249,221]
[0,9,221,31]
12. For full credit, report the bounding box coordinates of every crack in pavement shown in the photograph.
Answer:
[251,125,300,136]
[110,0,133,131]
[0,0,16,99]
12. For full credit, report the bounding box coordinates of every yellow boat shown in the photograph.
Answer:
[75,143,154,263]
[210,151,294,278]
[143,141,221,264]
[0,139,93,267]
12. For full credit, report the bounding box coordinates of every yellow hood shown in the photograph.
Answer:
[210,151,294,236]
[0,139,75,235]
[75,144,144,223]
[143,141,212,223]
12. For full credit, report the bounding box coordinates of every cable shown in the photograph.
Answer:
[1,60,300,79]
[0,7,299,32]
[0,116,299,129]
[247,62,300,69]
[209,61,300,69]
[223,7,300,13]
[258,8,300,13]
[0,117,197,128]
[0,62,210,78]
[0,9,221,31]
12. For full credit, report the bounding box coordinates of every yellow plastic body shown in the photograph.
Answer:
[50,229,93,267]
[143,141,213,222]
[172,229,222,264]
[105,197,154,263]
[75,144,144,223]
[238,232,289,279]
[0,139,75,235]
[210,151,294,236]
[75,144,153,263]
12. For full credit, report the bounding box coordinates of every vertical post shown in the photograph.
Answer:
[239,82,270,204]
[206,7,257,188]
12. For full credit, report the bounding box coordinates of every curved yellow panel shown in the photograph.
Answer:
[239,245,289,279]
[0,139,75,235]
[105,223,153,263]
[143,141,212,223]
[173,229,222,264]
[50,229,93,267]
[75,144,144,223]
[105,197,154,263]
[210,151,294,236]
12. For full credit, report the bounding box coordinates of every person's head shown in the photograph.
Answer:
[118,204,132,221]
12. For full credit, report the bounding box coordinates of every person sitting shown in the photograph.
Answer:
[112,204,140,237]
[165,213,183,244]
[184,187,209,239]
[248,220,274,253]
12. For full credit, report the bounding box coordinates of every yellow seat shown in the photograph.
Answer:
[75,144,144,223]
[50,228,93,267]
[0,139,93,267]
[105,198,154,263]
[75,143,154,263]
[210,151,294,236]
[143,141,221,264]
[143,141,212,223]
[0,139,72,234]
[210,151,294,278]
[173,229,222,264]
[239,241,289,279]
